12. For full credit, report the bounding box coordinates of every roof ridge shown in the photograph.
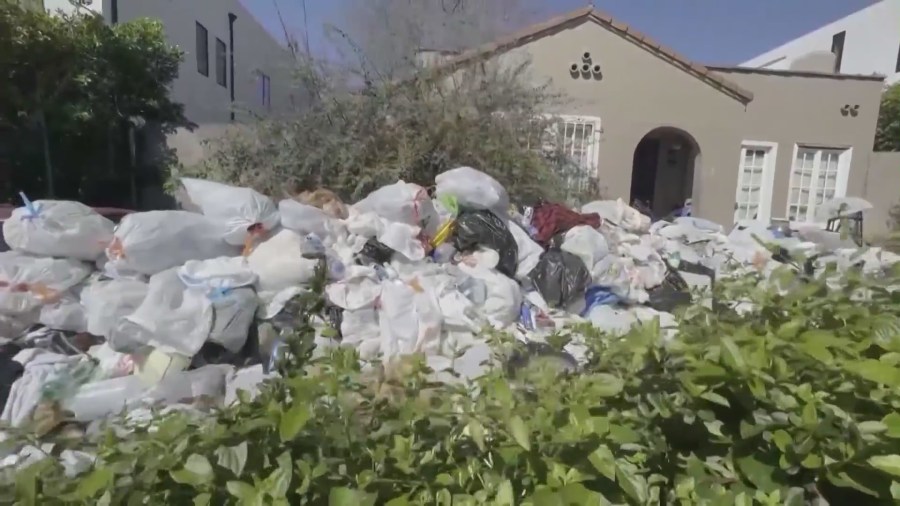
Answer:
[423,5,754,103]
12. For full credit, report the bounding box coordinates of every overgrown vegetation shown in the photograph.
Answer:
[183,59,598,204]
[7,259,900,504]
[875,83,900,152]
[0,1,185,206]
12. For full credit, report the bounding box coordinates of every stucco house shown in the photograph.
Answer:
[417,7,896,233]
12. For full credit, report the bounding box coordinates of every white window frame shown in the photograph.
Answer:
[733,140,778,224]
[539,114,602,174]
[784,144,852,225]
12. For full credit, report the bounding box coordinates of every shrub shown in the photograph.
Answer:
[7,260,900,504]
[180,59,602,205]
[875,83,900,152]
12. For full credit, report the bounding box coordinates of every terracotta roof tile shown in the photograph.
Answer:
[426,6,754,103]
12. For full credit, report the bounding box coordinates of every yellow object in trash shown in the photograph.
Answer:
[431,220,456,248]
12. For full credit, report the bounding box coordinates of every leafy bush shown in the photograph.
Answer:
[7,260,900,504]
[875,83,900,152]
[181,60,601,205]
[0,1,185,205]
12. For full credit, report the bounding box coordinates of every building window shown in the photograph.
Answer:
[831,31,845,73]
[196,22,209,77]
[215,38,227,87]
[541,115,601,197]
[257,72,271,110]
[786,146,851,223]
[733,142,778,223]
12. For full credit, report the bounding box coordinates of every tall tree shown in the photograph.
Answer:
[332,0,541,78]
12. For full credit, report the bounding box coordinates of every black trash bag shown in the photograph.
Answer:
[529,250,591,309]
[647,268,692,312]
[324,303,344,339]
[191,325,262,369]
[357,238,394,265]
[453,210,518,278]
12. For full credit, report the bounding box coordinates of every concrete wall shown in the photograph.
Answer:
[863,152,900,238]
[741,0,900,85]
[104,0,298,124]
[485,19,884,225]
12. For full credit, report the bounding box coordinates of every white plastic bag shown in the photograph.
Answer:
[181,178,280,247]
[507,221,543,279]
[561,225,610,273]
[177,257,258,352]
[582,199,650,233]
[0,252,92,316]
[2,199,115,261]
[278,199,339,242]
[344,211,426,262]
[109,268,213,358]
[247,229,323,292]
[39,292,87,333]
[106,211,237,276]
[81,278,149,338]
[352,181,439,236]
[435,167,509,218]
[457,264,522,327]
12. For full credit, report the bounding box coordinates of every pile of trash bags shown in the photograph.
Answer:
[0,167,898,454]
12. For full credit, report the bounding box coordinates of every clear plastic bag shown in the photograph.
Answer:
[180,178,280,248]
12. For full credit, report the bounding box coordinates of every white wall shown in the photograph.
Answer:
[43,0,101,14]
[102,0,298,124]
[741,0,900,85]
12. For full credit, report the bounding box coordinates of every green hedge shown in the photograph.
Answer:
[6,262,900,505]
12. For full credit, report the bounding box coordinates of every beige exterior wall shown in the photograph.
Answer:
[480,20,884,225]
[863,152,900,238]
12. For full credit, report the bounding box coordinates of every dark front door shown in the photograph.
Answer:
[630,138,660,210]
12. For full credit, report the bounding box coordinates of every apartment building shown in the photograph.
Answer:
[741,0,900,85]
[97,0,297,124]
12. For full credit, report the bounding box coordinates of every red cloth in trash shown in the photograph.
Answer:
[531,202,602,245]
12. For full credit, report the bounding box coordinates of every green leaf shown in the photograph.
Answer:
[227,481,259,501]
[72,467,112,499]
[507,415,531,451]
[215,441,248,477]
[496,479,514,505]
[891,481,900,500]
[468,419,486,452]
[385,497,409,506]
[845,360,900,387]
[615,464,648,503]
[883,413,900,438]
[736,456,778,492]
[279,403,311,442]
[194,493,212,506]
[588,446,616,481]
[772,430,792,452]
[868,455,900,477]
[330,487,360,506]
[700,391,730,407]
[171,454,213,487]
[797,340,833,364]
[591,373,624,397]
[859,421,887,434]
[720,337,747,373]
[262,451,292,498]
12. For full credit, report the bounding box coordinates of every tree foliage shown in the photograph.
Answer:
[184,59,598,205]
[874,83,900,152]
[0,1,185,205]
[7,257,900,504]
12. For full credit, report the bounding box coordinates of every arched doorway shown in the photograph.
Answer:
[629,127,700,219]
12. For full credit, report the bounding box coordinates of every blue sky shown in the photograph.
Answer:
[240,0,878,64]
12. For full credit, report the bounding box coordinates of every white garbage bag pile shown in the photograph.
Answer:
[0,170,896,446]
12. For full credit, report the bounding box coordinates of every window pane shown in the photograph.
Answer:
[196,23,209,77]
[215,39,227,87]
